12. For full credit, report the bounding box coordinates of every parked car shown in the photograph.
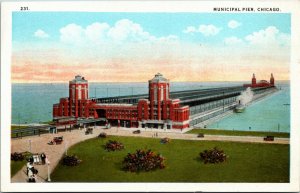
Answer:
[197,133,204,138]
[133,130,141,134]
[264,136,274,141]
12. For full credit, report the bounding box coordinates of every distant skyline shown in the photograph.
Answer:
[12,12,290,83]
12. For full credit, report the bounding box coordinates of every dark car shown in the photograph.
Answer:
[264,136,274,141]
[197,133,204,138]
[133,130,141,134]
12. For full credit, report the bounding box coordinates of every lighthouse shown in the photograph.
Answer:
[252,73,256,86]
[270,73,275,85]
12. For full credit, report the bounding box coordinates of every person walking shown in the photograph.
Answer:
[27,162,36,182]
[26,161,32,176]
[41,153,46,165]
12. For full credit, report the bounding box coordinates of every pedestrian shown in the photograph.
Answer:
[26,161,32,176]
[29,156,34,164]
[28,166,38,182]
[41,153,46,165]
[27,162,35,182]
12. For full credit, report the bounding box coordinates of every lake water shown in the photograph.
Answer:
[12,81,290,133]
[208,82,290,132]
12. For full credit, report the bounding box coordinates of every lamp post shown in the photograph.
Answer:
[28,139,31,153]
[46,157,51,182]
[65,141,68,155]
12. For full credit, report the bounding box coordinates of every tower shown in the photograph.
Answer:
[69,75,88,117]
[252,73,256,86]
[270,73,275,85]
[148,73,170,120]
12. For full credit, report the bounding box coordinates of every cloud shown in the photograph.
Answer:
[34,29,49,38]
[245,26,290,47]
[228,20,241,29]
[224,36,243,45]
[183,26,197,34]
[183,24,221,36]
[107,19,155,42]
[85,22,110,41]
[59,19,175,45]
[60,23,84,44]
[198,25,221,36]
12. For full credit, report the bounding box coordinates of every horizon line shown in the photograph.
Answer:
[11,79,290,84]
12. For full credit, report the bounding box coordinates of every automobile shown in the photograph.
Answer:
[133,130,141,134]
[197,133,204,138]
[264,136,274,141]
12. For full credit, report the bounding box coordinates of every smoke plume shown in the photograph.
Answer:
[237,87,254,105]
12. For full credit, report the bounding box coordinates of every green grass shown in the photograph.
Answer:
[11,125,28,130]
[51,136,289,182]
[11,160,26,177]
[187,128,290,138]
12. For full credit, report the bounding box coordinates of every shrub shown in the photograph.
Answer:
[62,155,82,166]
[123,149,165,172]
[160,137,171,144]
[199,147,227,164]
[104,140,124,151]
[98,132,107,138]
[11,152,24,161]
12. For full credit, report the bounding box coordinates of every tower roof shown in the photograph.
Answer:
[149,73,168,83]
[70,75,87,83]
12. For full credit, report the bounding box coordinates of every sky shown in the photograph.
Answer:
[12,12,291,83]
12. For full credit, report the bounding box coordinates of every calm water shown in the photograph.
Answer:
[208,82,290,132]
[12,81,290,133]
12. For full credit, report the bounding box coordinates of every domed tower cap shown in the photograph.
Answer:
[150,73,168,83]
[70,75,88,83]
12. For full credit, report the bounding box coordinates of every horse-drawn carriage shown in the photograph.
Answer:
[48,136,63,145]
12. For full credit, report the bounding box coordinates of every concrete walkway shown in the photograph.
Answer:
[11,127,289,183]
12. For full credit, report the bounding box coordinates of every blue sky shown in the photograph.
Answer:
[12,12,290,44]
[11,12,291,83]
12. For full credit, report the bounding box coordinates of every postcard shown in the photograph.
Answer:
[1,0,300,192]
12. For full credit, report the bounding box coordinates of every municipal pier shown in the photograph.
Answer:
[52,73,277,131]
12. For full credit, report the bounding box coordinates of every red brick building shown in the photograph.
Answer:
[53,73,190,129]
[243,73,275,88]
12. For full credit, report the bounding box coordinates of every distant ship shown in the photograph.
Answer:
[235,100,245,113]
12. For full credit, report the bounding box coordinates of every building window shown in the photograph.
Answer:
[154,86,157,101]
[161,85,164,101]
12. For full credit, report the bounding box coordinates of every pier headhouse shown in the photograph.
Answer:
[53,73,190,129]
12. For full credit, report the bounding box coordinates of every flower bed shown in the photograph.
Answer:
[199,147,227,164]
[123,149,166,172]
[160,137,171,144]
[98,132,107,138]
[104,140,124,151]
[62,155,82,166]
[11,152,24,161]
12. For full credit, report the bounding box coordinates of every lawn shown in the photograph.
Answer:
[51,136,289,182]
[187,128,290,138]
[11,160,26,177]
[11,125,28,130]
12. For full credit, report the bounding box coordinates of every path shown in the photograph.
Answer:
[11,127,289,183]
